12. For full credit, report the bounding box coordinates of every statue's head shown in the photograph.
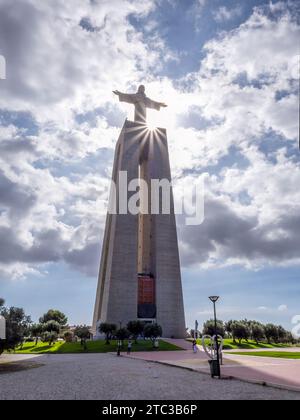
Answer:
[137,85,145,94]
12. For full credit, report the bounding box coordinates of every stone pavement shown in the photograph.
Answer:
[223,347,300,353]
[126,341,300,392]
[0,353,43,364]
[221,353,300,391]
[163,338,194,350]
[1,353,299,400]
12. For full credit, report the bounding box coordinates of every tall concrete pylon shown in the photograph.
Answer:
[92,88,186,338]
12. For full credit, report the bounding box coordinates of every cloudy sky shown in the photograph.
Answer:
[0,0,299,330]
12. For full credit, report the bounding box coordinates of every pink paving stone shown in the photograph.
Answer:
[221,354,300,390]
[127,349,207,362]
[126,340,300,392]
[162,338,195,350]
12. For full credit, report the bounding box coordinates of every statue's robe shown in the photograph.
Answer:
[118,92,162,124]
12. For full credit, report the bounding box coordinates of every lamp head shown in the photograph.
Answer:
[209,296,220,303]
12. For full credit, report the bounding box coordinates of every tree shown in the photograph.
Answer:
[231,321,250,344]
[31,323,44,345]
[277,326,288,343]
[251,323,265,344]
[0,306,32,352]
[225,320,234,338]
[203,320,225,337]
[39,309,68,326]
[41,331,58,345]
[115,328,130,346]
[74,325,91,350]
[286,332,296,345]
[98,323,116,344]
[143,323,162,347]
[264,324,278,344]
[42,320,60,334]
[41,320,60,345]
[64,331,73,343]
[127,320,144,343]
[0,298,4,308]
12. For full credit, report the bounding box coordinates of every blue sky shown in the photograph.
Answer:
[130,0,270,78]
[0,0,299,331]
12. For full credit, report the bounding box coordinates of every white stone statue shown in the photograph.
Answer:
[113,85,167,124]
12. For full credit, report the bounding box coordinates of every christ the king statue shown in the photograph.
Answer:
[113,85,167,124]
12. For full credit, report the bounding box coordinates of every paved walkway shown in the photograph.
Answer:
[223,347,300,353]
[0,354,42,364]
[222,353,300,390]
[163,338,194,350]
[126,341,300,392]
[1,353,299,400]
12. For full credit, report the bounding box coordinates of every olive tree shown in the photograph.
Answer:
[98,323,117,344]
[251,323,265,344]
[127,320,144,343]
[115,328,130,347]
[31,323,44,345]
[264,324,279,344]
[231,321,250,344]
[74,325,91,350]
[203,320,225,337]
[144,323,162,347]
[41,320,61,345]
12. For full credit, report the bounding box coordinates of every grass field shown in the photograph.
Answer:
[192,338,294,350]
[228,351,300,359]
[10,339,182,354]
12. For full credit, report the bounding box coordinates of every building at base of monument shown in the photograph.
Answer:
[92,120,186,338]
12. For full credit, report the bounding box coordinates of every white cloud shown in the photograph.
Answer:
[0,0,164,124]
[174,3,300,269]
[213,5,242,22]
[0,0,169,279]
[0,1,299,279]
[278,304,288,312]
[203,7,299,83]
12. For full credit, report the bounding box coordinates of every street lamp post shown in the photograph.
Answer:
[209,296,221,378]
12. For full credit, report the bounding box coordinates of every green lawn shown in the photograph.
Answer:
[228,351,300,359]
[10,339,183,354]
[193,338,293,350]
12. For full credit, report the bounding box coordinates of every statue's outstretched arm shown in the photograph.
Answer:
[113,90,136,104]
[145,97,168,110]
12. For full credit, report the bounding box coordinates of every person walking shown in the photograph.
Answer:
[127,339,132,355]
[192,339,198,353]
